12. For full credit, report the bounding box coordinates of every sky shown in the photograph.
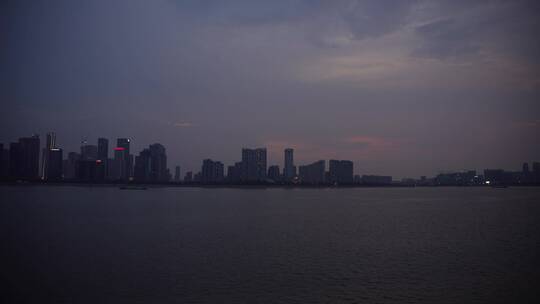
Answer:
[1,0,539,178]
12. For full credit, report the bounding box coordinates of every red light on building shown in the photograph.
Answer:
[114,147,125,151]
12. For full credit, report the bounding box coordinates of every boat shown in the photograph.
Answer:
[119,186,147,190]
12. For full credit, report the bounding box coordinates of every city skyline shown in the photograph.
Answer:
[1,132,539,185]
[2,0,539,179]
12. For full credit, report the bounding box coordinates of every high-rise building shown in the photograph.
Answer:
[134,143,169,182]
[98,138,109,161]
[97,138,109,180]
[9,135,40,180]
[45,148,63,181]
[184,171,193,182]
[267,165,281,182]
[0,144,8,179]
[201,159,224,183]
[328,160,354,184]
[241,148,267,182]
[80,144,98,161]
[77,159,104,182]
[63,152,80,180]
[149,143,168,182]
[112,147,127,181]
[174,166,181,182]
[283,148,296,181]
[533,162,540,183]
[117,138,133,179]
[227,162,242,183]
[299,160,325,184]
[41,132,56,179]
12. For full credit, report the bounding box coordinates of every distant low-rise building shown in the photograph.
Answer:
[361,175,392,185]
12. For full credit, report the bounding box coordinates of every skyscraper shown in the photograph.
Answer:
[134,143,169,182]
[267,165,281,182]
[80,144,98,161]
[227,162,242,183]
[45,148,63,181]
[299,160,325,184]
[117,138,133,179]
[201,159,224,183]
[112,147,127,181]
[283,148,296,181]
[9,135,40,180]
[328,160,354,184]
[149,143,168,182]
[63,152,80,180]
[0,144,8,179]
[174,166,181,182]
[241,148,267,182]
[98,138,109,161]
[41,132,56,179]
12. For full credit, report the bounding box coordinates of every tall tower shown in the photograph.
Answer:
[98,138,109,161]
[41,132,56,179]
[284,148,295,181]
[241,148,267,181]
[117,138,133,179]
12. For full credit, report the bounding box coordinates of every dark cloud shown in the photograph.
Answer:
[412,18,482,60]
[342,0,417,39]
[1,0,539,178]
[412,1,540,64]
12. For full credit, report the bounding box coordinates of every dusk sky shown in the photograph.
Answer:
[1,0,539,178]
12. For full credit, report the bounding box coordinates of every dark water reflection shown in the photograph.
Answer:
[2,186,539,303]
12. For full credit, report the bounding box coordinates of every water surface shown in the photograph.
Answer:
[2,186,539,303]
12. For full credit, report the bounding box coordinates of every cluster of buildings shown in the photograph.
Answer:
[0,133,170,183]
[183,148,356,185]
[1,133,540,186]
[424,164,540,186]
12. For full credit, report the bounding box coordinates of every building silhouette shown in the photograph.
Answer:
[45,148,63,181]
[201,159,224,183]
[184,171,193,182]
[62,152,80,180]
[227,162,242,183]
[41,132,56,179]
[0,144,8,179]
[328,160,354,184]
[9,135,40,180]
[241,148,267,182]
[361,175,392,185]
[283,148,296,181]
[533,162,540,183]
[97,138,109,180]
[80,143,98,161]
[117,138,133,179]
[134,143,169,182]
[299,160,325,184]
[267,165,281,182]
[174,166,181,182]
[111,147,128,181]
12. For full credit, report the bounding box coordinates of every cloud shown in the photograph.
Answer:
[171,121,195,128]
[412,18,481,60]
[342,0,418,40]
